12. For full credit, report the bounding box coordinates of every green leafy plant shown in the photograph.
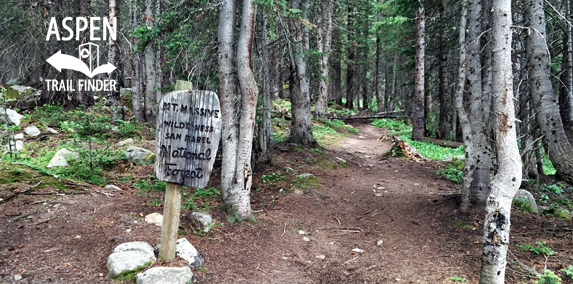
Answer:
[541,184,564,194]
[513,197,536,212]
[371,118,411,133]
[560,265,573,279]
[535,269,562,284]
[262,170,287,186]
[437,167,463,184]
[450,276,466,282]
[517,242,555,256]
[134,175,167,192]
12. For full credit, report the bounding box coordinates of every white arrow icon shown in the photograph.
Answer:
[46,50,116,78]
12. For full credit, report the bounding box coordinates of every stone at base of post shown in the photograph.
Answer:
[159,182,182,261]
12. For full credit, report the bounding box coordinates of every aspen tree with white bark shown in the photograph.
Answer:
[411,5,425,141]
[313,0,334,119]
[144,0,157,124]
[525,0,573,185]
[479,0,522,281]
[108,0,123,123]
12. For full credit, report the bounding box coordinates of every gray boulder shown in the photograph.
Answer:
[24,125,40,136]
[4,86,41,110]
[47,148,79,167]
[136,267,192,284]
[0,108,24,126]
[514,189,537,211]
[107,241,156,277]
[117,138,134,146]
[192,212,214,232]
[125,146,155,166]
[176,238,204,269]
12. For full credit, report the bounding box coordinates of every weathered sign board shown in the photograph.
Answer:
[154,90,222,188]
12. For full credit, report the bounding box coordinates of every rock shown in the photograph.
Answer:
[120,88,133,96]
[13,133,23,139]
[336,157,347,163]
[358,136,365,139]
[106,184,122,191]
[514,189,537,211]
[294,189,303,195]
[315,255,325,260]
[46,127,58,134]
[176,238,205,269]
[377,240,383,246]
[125,146,155,166]
[107,241,156,277]
[136,266,192,284]
[47,148,79,168]
[23,125,40,136]
[0,108,24,126]
[298,230,306,235]
[351,248,365,253]
[145,213,163,227]
[297,173,315,179]
[443,155,465,162]
[191,212,214,232]
[6,140,24,151]
[13,274,22,281]
[303,237,310,242]
[117,138,134,146]
[4,86,41,110]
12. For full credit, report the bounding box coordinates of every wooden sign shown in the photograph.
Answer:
[154,90,221,188]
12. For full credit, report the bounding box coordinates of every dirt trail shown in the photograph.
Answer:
[0,123,488,283]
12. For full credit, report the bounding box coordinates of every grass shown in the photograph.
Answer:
[372,118,411,133]
[292,175,323,190]
[111,261,151,282]
[400,134,465,160]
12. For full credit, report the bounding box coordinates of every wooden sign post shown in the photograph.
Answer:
[155,82,221,261]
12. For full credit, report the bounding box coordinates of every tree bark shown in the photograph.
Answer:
[108,0,123,123]
[437,2,450,140]
[229,0,258,219]
[479,0,522,281]
[376,37,384,112]
[130,0,145,122]
[455,0,472,214]
[155,0,163,104]
[217,0,239,208]
[411,5,425,141]
[73,0,94,108]
[288,0,317,146]
[525,0,573,184]
[346,6,355,109]
[466,0,493,209]
[258,10,273,160]
[144,0,157,124]
[314,0,334,119]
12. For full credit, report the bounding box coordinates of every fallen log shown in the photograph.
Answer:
[326,111,403,120]
[423,137,463,148]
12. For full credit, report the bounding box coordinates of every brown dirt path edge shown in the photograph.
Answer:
[1,123,571,284]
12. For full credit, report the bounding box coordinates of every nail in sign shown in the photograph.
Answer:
[155,90,222,188]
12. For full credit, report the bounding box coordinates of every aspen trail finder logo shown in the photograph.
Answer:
[44,16,118,92]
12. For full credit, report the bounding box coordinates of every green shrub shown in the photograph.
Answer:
[535,269,562,284]
[400,134,465,160]
[371,118,411,133]
[513,197,536,212]
[134,174,167,192]
[517,242,555,256]
[437,167,463,184]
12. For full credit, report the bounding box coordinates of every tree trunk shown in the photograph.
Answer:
[155,0,163,104]
[41,0,64,105]
[333,25,343,106]
[144,0,157,124]
[525,0,573,184]
[437,2,450,140]
[346,6,355,109]
[226,0,258,220]
[288,0,317,146]
[108,0,123,123]
[411,5,425,141]
[258,10,273,160]
[455,0,472,214]
[389,53,397,111]
[376,37,384,112]
[467,0,493,209]
[314,0,334,119]
[479,0,522,281]
[559,0,573,143]
[217,0,240,208]
[130,1,145,122]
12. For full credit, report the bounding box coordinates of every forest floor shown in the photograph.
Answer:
[1,123,572,284]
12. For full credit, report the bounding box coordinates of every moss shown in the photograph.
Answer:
[0,161,68,190]
[548,208,570,219]
[513,198,536,212]
[292,175,322,190]
[454,219,474,229]
[111,261,151,282]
